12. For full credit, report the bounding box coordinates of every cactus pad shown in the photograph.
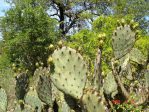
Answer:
[82,88,105,112]
[14,104,34,112]
[36,74,53,106]
[145,71,149,88]
[51,46,87,99]
[25,88,43,112]
[129,48,146,64]
[0,87,7,112]
[112,25,136,59]
[15,73,29,100]
[103,72,118,98]
[33,67,50,85]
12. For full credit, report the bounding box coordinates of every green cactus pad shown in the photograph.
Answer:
[25,88,43,112]
[33,67,50,85]
[56,93,74,112]
[119,54,129,69]
[0,87,7,112]
[118,54,133,80]
[15,73,29,100]
[14,104,34,112]
[103,72,118,98]
[51,46,87,99]
[112,25,136,59]
[82,88,105,112]
[145,71,149,88]
[93,49,102,90]
[129,48,146,64]
[36,74,53,106]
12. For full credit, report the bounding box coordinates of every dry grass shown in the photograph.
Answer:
[0,68,16,111]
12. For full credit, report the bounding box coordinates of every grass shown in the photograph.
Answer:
[0,68,16,111]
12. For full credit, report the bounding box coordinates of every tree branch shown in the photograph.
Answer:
[111,59,130,99]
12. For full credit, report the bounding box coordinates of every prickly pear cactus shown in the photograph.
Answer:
[61,100,73,112]
[93,49,103,90]
[51,46,87,99]
[103,72,118,98]
[25,87,43,112]
[82,88,106,112]
[112,24,136,59]
[33,67,50,85]
[129,48,146,64]
[119,54,129,69]
[15,73,29,100]
[14,103,34,112]
[36,74,53,106]
[145,71,149,88]
[56,93,74,112]
[0,87,7,112]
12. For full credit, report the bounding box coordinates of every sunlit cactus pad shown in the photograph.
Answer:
[103,71,118,98]
[145,71,149,88]
[0,88,7,112]
[129,48,146,64]
[82,88,105,112]
[51,46,87,99]
[14,103,34,112]
[112,24,136,59]
[33,67,50,86]
[25,88,43,112]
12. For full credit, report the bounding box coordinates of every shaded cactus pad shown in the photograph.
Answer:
[51,46,87,99]
[15,73,29,100]
[36,74,53,106]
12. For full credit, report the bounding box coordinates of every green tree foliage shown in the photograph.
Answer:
[112,0,149,31]
[0,40,10,69]
[135,35,149,64]
[67,29,97,60]
[0,0,58,74]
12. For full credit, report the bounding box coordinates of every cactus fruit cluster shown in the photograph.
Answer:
[1,19,148,112]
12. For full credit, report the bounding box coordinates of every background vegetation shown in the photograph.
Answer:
[0,0,148,111]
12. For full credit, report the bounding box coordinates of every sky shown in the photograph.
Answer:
[0,0,10,39]
[0,0,10,17]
